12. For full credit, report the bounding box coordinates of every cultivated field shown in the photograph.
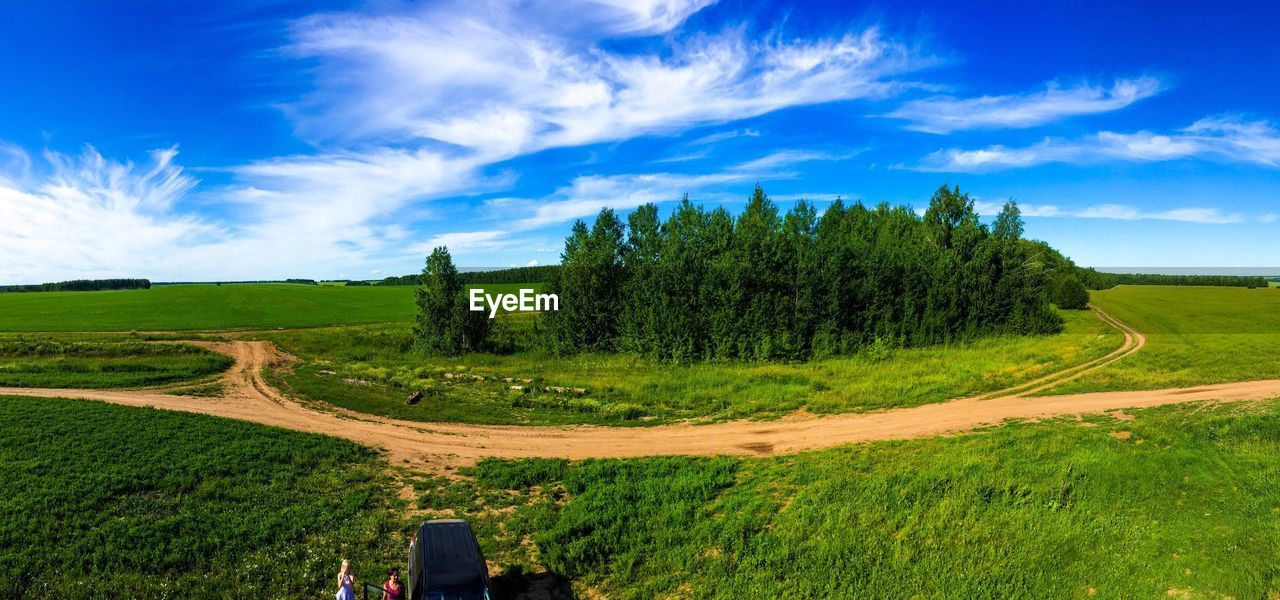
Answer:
[1043,285,1280,394]
[0,282,541,331]
[0,397,405,597]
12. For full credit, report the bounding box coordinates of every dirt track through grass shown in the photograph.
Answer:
[3,308,1278,470]
[979,305,1145,398]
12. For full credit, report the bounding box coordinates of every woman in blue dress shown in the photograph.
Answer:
[335,559,355,600]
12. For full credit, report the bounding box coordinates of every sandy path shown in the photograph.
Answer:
[2,309,1275,469]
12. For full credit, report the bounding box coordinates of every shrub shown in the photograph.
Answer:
[1054,276,1090,310]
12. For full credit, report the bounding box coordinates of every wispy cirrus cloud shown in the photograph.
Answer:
[0,146,217,283]
[414,230,512,253]
[886,76,1163,134]
[450,149,847,247]
[1066,204,1241,224]
[920,115,1280,171]
[286,3,929,157]
[222,0,928,265]
[690,128,761,145]
[968,199,1243,224]
[4,0,936,281]
[551,0,720,36]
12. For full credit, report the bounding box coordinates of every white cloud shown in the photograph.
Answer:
[943,196,1237,224]
[921,115,1280,171]
[414,230,511,253]
[92,0,916,276]
[1074,204,1241,224]
[730,149,851,172]
[286,3,927,158]
[564,0,719,36]
[509,150,841,229]
[437,149,842,252]
[690,128,761,145]
[886,76,1162,134]
[970,199,1055,217]
[0,146,217,283]
[653,148,714,164]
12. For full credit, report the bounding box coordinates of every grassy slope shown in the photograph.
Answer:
[0,337,233,387]
[266,310,1119,425]
[429,399,1280,599]
[0,283,545,332]
[1045,285,1280,394]
[0,397,405,598]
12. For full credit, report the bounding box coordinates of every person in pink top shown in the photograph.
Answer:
[382,568,404,600]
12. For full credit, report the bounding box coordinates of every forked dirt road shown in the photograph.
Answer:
[3,308,1278,469]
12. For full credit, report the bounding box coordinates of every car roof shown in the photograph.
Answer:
[418,520,486,590]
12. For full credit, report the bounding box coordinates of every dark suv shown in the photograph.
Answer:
[407,519,492,600]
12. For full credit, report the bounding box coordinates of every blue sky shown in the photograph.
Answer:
[1,0,1278,283]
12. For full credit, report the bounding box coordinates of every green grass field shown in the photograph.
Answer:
[428,399,1280,598]
[13,388,1279,597]
[0,396,405,598]
[0,337,233,388]
[8,283,1280,597]
[0,282,544,332]
[1044,286,1280,394]
[265,309,1119,425]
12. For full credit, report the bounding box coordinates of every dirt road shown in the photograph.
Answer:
[2,308,1276,469]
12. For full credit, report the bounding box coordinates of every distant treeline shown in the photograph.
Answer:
[0,279,151,293]
[542,185,1062,362]
[1084,271,1268,289]
[1023,242,1269,290]
[153,279,318,286]
[378,265,561,287]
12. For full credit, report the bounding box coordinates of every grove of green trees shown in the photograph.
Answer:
[412,184,1268,360]
[540,185,1062,362]
[413,247,490,355]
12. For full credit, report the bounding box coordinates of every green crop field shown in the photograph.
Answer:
[264,309,1119,425]
[0,282,545,332]
[425,399,1280,598]
[1044,286,1280,394]
[0,337,233,388]
[0,397,405,598]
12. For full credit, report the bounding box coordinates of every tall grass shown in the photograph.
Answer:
[266,309,1119,425]
[0,337,233,387]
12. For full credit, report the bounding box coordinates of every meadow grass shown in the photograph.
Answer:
[0,282,545,332]
[265,309,1119,425]
[0,336,233,388]
[423,399,1280,598]
[0,397,407,598]
[1044,285,1280,394]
